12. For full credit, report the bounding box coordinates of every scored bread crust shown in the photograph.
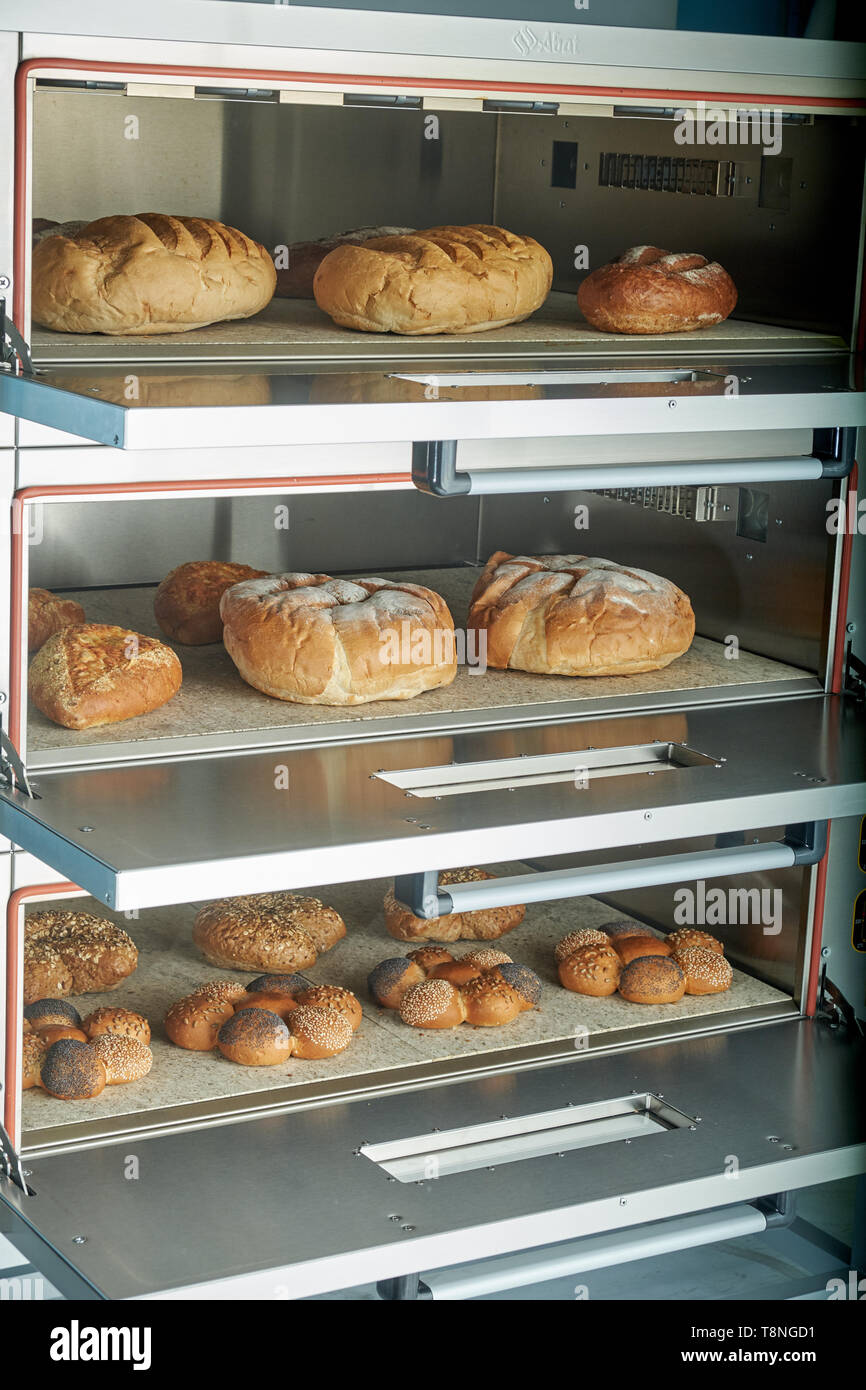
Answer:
[276,226,415,299]
[384,869,526,943]
[468,552,695,677]
[32,214,277,335]
[193,892,346,971]
[221,573,458,705]
[28,623,183,729]
[577,246,737,335]
[28,587,86,652]
[313,224,553,335]
[154,561,267,645]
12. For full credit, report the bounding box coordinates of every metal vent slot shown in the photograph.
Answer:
[375,741,718,799]
[598,152,732,195]
[361,1094,696,1182]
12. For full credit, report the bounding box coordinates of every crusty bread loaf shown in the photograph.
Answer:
[28,623,182,729]
[577,246,737,334]
[32,214,276,335]
[313,224,552,335]
[32,218,89,246]
[28,588,86,652]
[193,891,346,972]
[24,911,138,1003]
[384,868,526,943]
[221,573,457,705]
[154,561,267,645]
[276,226,414,298]
[468,552,695,677]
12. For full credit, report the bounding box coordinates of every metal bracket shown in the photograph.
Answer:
[817,975,865,1038]
[0,1119,30,1195]
[0,298,34,377]
[783,820,829,864]
[0,730,37,799]
[813,426,856,479]
[844,647,866,706]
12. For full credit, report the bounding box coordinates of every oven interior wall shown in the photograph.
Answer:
[30,90,866,340]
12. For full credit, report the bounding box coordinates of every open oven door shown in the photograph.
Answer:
[1,1015,863,1299]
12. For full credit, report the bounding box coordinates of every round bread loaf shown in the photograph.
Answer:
[246,974,308,997]
[577,246,737,334]
[313,224,552,335]
[469,552,695,677]
[165,994,235,1051]
[90,1034,153,1084]
[618,956,686,1004]
[154,561,267,645]
[32,214,276,335]
[554,929,611,962]
[430,958,485,987]
[187,979,252,1007]
[381,951,539,1030]
[294,984,362,1032]
[613,936,672,965]
[34,1025,89,1045]
[672,946,733,995]
[276,226,415,299]
[236,990,299,1020]
[24,998,82,1030]
[193,892,345,971]
[461,971,526,1026]
[221,572,457,706]
[82,1006,151,1045]
[28,588,85,652]
[558,943,622,996]
[41,1039,107,1100]
[218,1007,292,1066]
[24,911,138,1002]
[287,1004,353,1059]
[405,947,455,973]
[368,957,426,1010]
[399,978,467,1029]
[461,947,513,970]
[666,928,724,955]
[28,623,182,730]
[384,868,525,943]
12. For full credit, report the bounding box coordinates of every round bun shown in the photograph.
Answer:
[666,929,724,955]
[618,956,686,1004]
[554,929,610,963]
[287,1005,354,1059]
[558,944,621,996]
[34,1024,89,1045]
[83,1006,151,1044]
[236,990,299,1020]
[41,1039,107,1100]
[313,225,552,335]
[28,587,85,652]
[405,947,454,973]
[430,959,484,987]
[217,1007,292,1066]
[461,972,524,1026]
[24,997,82,1030]
[246,973,308,996]
[154,561,266,645]
[193,892,345,971]
[468,553,695,677]
[613,936,672,965]
[399,978,467,1029]
[32,214,276,335]
[24,911,138,1002]
[384,868,524,943]
[368,958,426,1009]
[187,980,252,1007]
[460,947,513,969]
[295,984,362,1032]
[602,920,652,942]
[22,1033,50,1089]
[90,1034,153,1084]
[221,573,457,706]
[165,995,234,1051]
[496,962,542,1007]
[673,946,733,995]
[577,246,737,335]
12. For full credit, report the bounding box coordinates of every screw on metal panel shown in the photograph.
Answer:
[0,692,6,704]
[689,1125,698,1131]
[644,812,652,820]
[667,399,677,409]
[821,947,831,958]
[72,1235,87,1245]
[783,1144,794,1151]
[78,826,94,833]
[419,825,431,830]
[401,1225,415,1232]
[847,622,857,634]
[0,276,10,290]
[775,518,783,526]
[619,1198,628,1206]
[22,1169,32,1177]
[767,1136,780,1143]
[388,1214,402,1222]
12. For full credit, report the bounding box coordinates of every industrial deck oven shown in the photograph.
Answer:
[0,1,864,1301]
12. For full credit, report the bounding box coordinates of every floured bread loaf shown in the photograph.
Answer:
[221,573,457,705]
[578,246,737,334]
[313,224,552,334]
[276,226,415,298]
[32,214,276,335]
[468,552,695,676]
[29,623,183,728]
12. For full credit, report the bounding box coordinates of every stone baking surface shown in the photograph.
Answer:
[27,568,810,754]
[22,872,790,1136]
[32,292,843,360]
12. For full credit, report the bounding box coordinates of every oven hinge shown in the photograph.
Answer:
[843,645,866,706]
[0,1120,30,1195]
[0,298,34,376]
[0,729,38,799]
[816,973,865,1038]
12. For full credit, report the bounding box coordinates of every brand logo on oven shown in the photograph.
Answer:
[512,26,580,58]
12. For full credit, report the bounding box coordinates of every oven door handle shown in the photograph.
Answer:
[411,434,853,496]
[393,822,827,919]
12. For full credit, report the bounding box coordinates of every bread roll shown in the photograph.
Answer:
[384,868,525,943]
[618,956,686,1004]
[165,995,235,1051]
[24,912,138,1002]
[221,573,457,705]
[217,1007,292,1066]
[612,936,672,965]
[40,1039,107,1100]
[22,1033,49,1090]
[286,1005,354,1059]
[578,246,737,335]
[154,561,267,645]
[276,226,414,298]
[24,998,82,1030]
[399,978,467,1029]
[28,588,85,652]
[313,225,552,335]
[368,958,426,1009]
[28,623,182,729]
[469,552,695,677]
[672,946,733,995]
[32,214,276,335]
[558,943,621,997]
[82,1006,151,1045]
[666,928,724,955]
[89,1034,153,1084]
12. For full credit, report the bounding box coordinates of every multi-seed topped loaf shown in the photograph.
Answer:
[24,911,138,1003]
[192,891,346,972]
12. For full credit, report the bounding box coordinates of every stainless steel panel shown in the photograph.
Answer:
[0,698,863,910]
[1,1019,862,1299]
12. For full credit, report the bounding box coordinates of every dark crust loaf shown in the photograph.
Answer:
[275,226,415,299]
[28,588,86,652]
[28,623,182,730]
[577,245,737,335]
[154,561,267,645]
[384,868,526,943]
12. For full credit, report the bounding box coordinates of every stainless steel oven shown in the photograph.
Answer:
[0,1,864,1301]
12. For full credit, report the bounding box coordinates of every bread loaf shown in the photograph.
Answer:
[468,552,695,677]
[384,868,525,943]
[28,588,85,652]
[154,561,267,645]
[276,226,414,298]
[221,573,457,705]
[578,246,737,334]
[24,911,138,1003]
[32,214,276,335]
[28,623,182,729]
[313,224,552,335]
